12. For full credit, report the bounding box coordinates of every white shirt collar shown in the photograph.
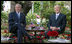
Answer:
[16,11,20,15]
[56,13,60,15]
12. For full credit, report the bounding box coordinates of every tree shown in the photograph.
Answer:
[1,1,3,11]
[34,1,41,15]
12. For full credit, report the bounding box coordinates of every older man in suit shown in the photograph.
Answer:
[45,5,67,39]
[8,4,32,43]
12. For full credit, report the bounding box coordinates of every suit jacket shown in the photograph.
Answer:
[8,11,26,34]
[47,13,66,34]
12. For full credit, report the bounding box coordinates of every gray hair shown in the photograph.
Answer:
[54,5,61,9]
[15,3,22,8]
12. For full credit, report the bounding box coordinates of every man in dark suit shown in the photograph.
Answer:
[45,5,67,39]
[8,4,32,43]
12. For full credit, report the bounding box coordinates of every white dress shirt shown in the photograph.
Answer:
[15,12,20,24]
[56,13,60,20]
[17,12,20,19]
[56,13,60,30]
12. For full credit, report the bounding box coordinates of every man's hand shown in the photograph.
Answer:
[50,26,57,31]
[56,27,60,30]
[52,27,57,31]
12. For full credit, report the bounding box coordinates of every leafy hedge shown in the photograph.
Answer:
[1,1,3,11]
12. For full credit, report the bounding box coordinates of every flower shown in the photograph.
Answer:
[68,34,71,36]
[25,36,28,39]
[9,34,16,38]
[61,36,65,39]
[36,36,41,38]
[40,32,44,35]
[9,34,13,36]
[67,38,71,40]
[47,31,59,37]
[30,33,35,36]
[66,34,71,36]
[62,33,65,35]
[65,27,70,30]
[36,36,41,40]
[30,24,35,27]
[52,31,59,36]
[35,15,40,18]
[42,36,46,39]
[4,29,8,33]
[12,36,17,39]
[47,31,52,36]
[33,39,35,40]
